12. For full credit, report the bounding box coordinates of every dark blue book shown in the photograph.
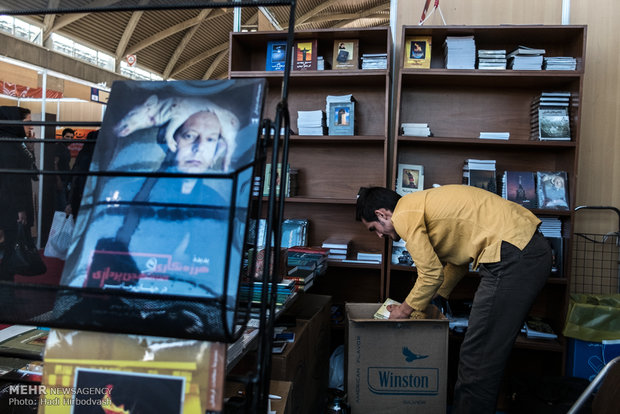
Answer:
[266,40,287,71]
[60,79,267,321]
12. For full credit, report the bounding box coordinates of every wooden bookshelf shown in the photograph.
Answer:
[229,27,392,304]
[389,25,587,403]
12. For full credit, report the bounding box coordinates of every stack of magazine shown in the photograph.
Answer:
[531,92,571,141]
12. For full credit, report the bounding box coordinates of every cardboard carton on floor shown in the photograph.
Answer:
[346,303,448,414]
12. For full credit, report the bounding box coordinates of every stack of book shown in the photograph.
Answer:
[508,45,545,70]
[539,217,564,277]
[463,159,497,194]
[477,49,507,70]
[543,56,577,70]
[322,237,351,261]
[401,122,432,137]
[361,53,388,69]
[227,324,259,365]
[239,279,297,308]
[530,92,571,141]
[297,110,325,136]
[286,246,328,291]
[501,171,536,209]
[443,36,476,69]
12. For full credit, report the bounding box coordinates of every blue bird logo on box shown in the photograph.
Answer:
[403,346,428,363]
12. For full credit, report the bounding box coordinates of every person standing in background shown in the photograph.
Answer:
[54,128,74,211]
[0,106,36,280]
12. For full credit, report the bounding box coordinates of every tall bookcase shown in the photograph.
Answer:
[229,28,392,306]
[390,25,586,404]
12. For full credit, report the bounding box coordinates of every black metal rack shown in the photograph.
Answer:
[0,1,297,413]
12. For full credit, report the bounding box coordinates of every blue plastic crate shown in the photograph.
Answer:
[567,338,620,381]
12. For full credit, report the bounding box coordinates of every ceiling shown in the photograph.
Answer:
[17,0,390,81]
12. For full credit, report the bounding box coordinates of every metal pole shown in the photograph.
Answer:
[36,69,47,249]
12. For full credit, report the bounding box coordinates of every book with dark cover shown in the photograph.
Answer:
[536,171,569,210]
[293,39,318,71]
[266,40,287,71]
[505,171,536,208]
[60,79,267,316]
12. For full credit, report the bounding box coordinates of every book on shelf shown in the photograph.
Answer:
[464,159,496,194]
[543,56,577,70]
[332,39,359,70]
[479,131,510,140]
[537,110,571,140]
[502,171,536,209]
[522,316,558,340]
[60,79,266,317]
[477,50,507,70]
[266,40,287,71]
[401,122,432,137]
[361,53,388,70]
[294,39,318,71]
[392,239,414,266]
[321,237,351,250]
[328,101,355,136]
[396,163,424,195]
[536,171,569,210]
[250,218,307,249]
[404,36,432,69]
[263,163,289,197]
[443,36,476,69]
[286,267,315,283]
[297,109,325,136]
[357,251,382,262]
[507,45,546,58]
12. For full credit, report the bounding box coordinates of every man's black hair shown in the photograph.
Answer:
[355,186,401,222]
[62,127,75,136]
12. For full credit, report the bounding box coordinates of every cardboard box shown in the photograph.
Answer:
[567,338,620,380]
[346,303,449,414]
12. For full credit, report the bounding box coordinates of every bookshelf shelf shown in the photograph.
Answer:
[391,24,586,398]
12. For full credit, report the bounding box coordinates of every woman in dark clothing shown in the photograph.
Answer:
[0,106,34,280]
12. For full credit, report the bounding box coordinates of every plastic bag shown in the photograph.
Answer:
[328,344,345,391]
[7,223,47,276]
[44,211,74,260]
[563,293,620,342]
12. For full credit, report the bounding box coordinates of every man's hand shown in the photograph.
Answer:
[387,302,414,319]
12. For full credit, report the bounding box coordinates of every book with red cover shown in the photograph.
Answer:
[287,246,329,255]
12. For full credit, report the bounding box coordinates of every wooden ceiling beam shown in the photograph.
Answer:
[126,8,227,56]
[44,0,120,41]
[163,9,212,79]
[171,42,228,78]
[294,0,340,25]
[202,50,227,80]
[115,0,150,63]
